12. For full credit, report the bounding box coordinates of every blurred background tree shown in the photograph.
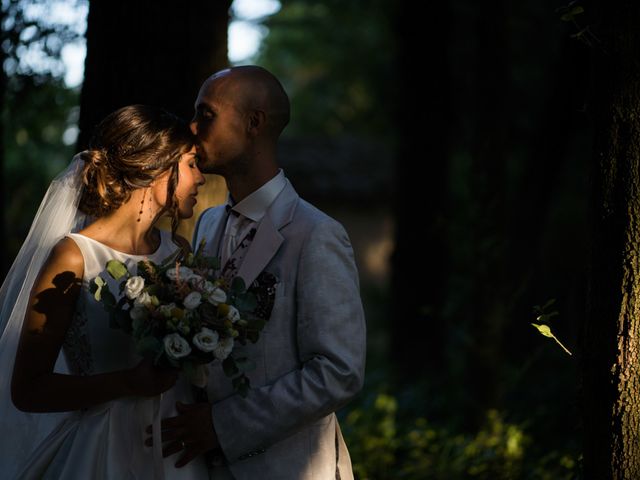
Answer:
[1,0,607,477]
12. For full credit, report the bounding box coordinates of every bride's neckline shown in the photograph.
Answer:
[71,229,165,257]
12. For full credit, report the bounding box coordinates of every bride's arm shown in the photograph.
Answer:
[11,237,177,413]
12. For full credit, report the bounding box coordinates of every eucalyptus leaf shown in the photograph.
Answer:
[91,277,105,301]
[222,357,239,377]
[231,277,246,293]
[236,357,257,373]
[235,292,258,311]
[106,260,129,280]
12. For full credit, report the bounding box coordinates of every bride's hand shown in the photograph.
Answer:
[124,358,179,397]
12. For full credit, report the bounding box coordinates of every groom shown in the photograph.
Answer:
[154,66,366,479]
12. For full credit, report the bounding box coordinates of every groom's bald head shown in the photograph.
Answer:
[202,66,290,140]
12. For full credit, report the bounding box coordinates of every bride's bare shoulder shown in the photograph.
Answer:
[46,237,84,276]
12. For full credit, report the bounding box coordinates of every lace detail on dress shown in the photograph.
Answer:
[63,305,93,376]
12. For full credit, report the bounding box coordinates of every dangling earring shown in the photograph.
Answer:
[148,191,154,220]
[137,189,147,223]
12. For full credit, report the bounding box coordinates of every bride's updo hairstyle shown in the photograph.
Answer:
[78,104,194,234]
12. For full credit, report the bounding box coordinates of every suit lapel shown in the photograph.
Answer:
[235,181,299,287]
[235,214,283,287]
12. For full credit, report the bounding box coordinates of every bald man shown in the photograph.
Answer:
[154,66,366,479]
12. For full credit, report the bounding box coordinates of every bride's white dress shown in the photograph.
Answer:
[16,230,208,480]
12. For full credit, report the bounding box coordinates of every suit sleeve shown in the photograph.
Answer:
[210,220,367,462]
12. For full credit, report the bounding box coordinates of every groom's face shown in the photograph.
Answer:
[191,76,249,175]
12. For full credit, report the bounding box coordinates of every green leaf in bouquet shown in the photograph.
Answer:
[204,256,220,270]
[235,356,257,373]
[222,356,239,377]
[235,292,257,312]
[195,238,207,256]
[91,276,106,301]
[102,288,117,308]
[230,277,247,294]
[106,260,129,280]
[132,316,151,337]
[136,336,163,357]
[247,319,267,332]
[137,259,159,280]
[232,375,250,398]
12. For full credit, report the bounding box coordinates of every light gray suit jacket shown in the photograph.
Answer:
[192,180,366,480]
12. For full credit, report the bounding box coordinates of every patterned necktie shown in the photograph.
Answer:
[221,206,257,282]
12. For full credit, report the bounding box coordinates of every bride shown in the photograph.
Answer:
[0,105,209,479]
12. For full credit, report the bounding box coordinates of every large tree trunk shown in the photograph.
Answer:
[390,0,452,383]
[583,2,640,478]
[78,0,232,236]
[78,1,231,147]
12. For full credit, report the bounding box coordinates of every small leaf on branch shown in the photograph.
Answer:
[531,323,572,356]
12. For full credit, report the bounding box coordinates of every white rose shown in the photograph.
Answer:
[163,333,191,360]
[226,305,241,323]
[166,266,195,282]
[134,291,154,307]
[207,287,227,306]
[183,291,202,310]
[193,328,219,353]
[124,276,145,299]
[213,336,234,361]
[188,274,204,286]
[129,305,148,321]
[158,302,176,317]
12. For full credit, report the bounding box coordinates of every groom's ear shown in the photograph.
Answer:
[246,109,266,137]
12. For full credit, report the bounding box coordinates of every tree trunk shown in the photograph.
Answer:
[78,0,232,237]
[78,0,231,148]
[390,0,452,384]
[584,2,640,478]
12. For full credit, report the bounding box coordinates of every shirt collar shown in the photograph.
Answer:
[226,169,286,222]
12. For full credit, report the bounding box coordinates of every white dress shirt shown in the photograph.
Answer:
[220,169,287,266]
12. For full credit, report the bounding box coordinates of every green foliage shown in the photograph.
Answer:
[342,393,577,480]
[106,259,129,280]
[531,300,572,356]
[2,1,84,265]
[254,0,396,141]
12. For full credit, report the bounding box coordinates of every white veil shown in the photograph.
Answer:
[0,154,90,477]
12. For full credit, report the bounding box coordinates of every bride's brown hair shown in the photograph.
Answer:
[79,104,195,238]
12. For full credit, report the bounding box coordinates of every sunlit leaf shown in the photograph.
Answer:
[106,259,128,280]
[531,323,572,355]
[531,323,553,338]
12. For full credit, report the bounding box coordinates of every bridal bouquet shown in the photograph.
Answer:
[90,240,263,397]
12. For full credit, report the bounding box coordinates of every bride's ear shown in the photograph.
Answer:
[246,109,266,137]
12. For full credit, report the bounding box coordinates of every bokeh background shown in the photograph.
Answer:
[1,1,591,478]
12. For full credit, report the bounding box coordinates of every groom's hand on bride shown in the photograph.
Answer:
[145,401,220,468]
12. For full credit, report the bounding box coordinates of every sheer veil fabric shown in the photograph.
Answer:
[0,155,89,477]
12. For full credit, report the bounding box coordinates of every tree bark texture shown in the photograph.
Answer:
[584,1,640,478]
[77,0,232,238]
[78,0,231,149]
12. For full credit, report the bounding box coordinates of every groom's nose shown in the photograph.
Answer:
[189,120,198,135]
